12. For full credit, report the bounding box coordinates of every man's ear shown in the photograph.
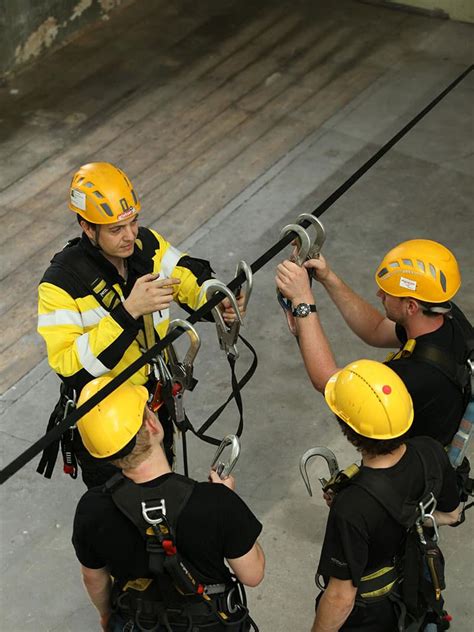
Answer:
[144,407,163,436]
[406,298,421,316]
[80,219,95,241]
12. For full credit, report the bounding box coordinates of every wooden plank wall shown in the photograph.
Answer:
[0,0,438,393]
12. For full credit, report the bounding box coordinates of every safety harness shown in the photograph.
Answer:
[302,439,453,631]
[104,472,257,631]
[38,236,148,480]
[37,239,258,479]
[387,303,474,516]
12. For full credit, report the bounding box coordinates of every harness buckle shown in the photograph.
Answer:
[141,499,166,525]
[211,435,241,479]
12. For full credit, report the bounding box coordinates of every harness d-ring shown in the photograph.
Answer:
[299,446,339,497]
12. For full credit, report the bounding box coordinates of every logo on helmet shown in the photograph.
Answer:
[70,189,86,211]
[117,207,137,221]
[399,276,417,291]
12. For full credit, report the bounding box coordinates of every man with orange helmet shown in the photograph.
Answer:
[276,239,470,445]
[310,359,460,632]
[38,162,242,487]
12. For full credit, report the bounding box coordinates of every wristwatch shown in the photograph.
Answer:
[292,303,317,317]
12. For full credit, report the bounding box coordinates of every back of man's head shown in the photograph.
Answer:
[324,359,414,455]
[375,239,461,315]
[77,377,148,463]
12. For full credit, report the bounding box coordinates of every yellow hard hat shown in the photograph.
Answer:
[324,359,413,439]
[77,377,148,458]
[69,162,141,224]
[375,239,460,303]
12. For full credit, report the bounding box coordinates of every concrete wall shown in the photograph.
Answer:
[367,0,474,22]
[0,0,131,79]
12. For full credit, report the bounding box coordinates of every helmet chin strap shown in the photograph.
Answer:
[419,301,452,316]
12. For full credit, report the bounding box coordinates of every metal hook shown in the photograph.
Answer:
[206,281,243,358]
[417,493,440,542]
[235,260,253,312]
[296,213,326,260]
[211,434,241,479]
[279,223,312,266]
[166,319,201,390]
[299,447,339,497]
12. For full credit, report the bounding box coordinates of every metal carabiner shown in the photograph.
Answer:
[417,493,440,542]
[166,319,201,390]
[211,434,241,479]
[296,213,326,260]
[206,282,243,359]
[299,447,339,497]
[153,352,173,386]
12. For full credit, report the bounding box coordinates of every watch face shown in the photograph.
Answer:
[296,303,311,317]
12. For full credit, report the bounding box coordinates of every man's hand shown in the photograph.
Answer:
[275,260,314,304]
[100,612,111,631]
[209,469,236,490]
[303,255,332,284]
[123,274,180,319]
[220,292,246,324]
[323,490,335,508]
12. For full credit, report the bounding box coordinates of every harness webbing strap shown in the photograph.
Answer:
[194,335,258,446]
[358,566,399,600]
[2,64,472,485]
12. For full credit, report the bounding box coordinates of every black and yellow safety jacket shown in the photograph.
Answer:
[37,227,215,393]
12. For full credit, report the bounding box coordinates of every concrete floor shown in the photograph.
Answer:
[1,2,473,631]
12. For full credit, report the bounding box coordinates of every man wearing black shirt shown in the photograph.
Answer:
[311,359,460,632]
[275,239,467,445]
[72,377,264,631]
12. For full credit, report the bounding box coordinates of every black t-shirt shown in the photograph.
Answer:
[386,318,465,445]
[317,439,459,630]
[72,473,262,584]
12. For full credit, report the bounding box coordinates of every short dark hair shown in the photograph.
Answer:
[337,416,409,456]
[76,214,97,229]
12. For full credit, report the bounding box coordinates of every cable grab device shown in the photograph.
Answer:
[1,63,472,485]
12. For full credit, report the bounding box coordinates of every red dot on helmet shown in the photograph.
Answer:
[382,385,392,395]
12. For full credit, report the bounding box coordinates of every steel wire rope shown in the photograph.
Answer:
[1,63,472,485]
